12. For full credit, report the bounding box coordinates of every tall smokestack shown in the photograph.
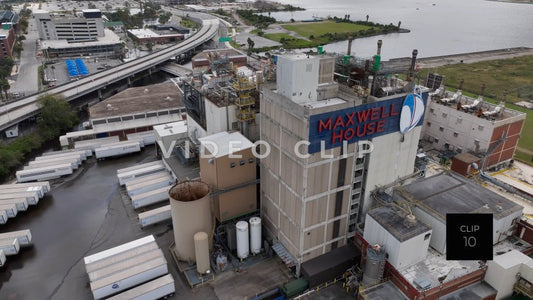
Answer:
[480,83,486,97]
[459,79,464,90]
[377,40,383,55]
[408,49,418,81]
[347,36,353,56]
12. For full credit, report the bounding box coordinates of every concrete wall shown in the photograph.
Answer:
[493,209,523,244]
[204,99,237,135]
[485,250,530,299]
[413,207,447,254]
[276,55,320,104]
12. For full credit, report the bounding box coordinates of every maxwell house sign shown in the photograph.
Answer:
[308,90,428,154]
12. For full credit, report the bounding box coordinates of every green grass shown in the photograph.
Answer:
[282,21,371,38]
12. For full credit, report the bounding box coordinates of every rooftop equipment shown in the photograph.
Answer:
[236,221,249,260]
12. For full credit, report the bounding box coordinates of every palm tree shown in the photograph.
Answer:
[0,78,9,100]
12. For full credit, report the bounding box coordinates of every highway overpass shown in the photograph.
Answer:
[0,18,220,132]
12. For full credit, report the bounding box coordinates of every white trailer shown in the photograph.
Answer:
[90,257,168,300]
[85,242,159,273]
[0,191,40,205]
[0,229,32,246]
[88,249,164,282]
[0,198,29,211]
[138,205,171,228]
[34,154,82,166]
[127,177,174,197]
[0,209,7,224]
[42,148,92,158]
[124,172,170,190]
[84,235,156,265]
[16,165,73,182]
[0,203,18,218]
[74,136,120,151]
[107,274,175,300]
[95,142,141,159]
[127,131,157,146]
[27,158,79,170]
[0,249,6,267]
[2,182,51,193]
[117,161,163,175]
[0,238,20,255]
[131,186,170,209]
[117,165,167,186]
[0,184,46,198]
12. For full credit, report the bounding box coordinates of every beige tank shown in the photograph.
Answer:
[169,181,212,262]
[194,232,210,274]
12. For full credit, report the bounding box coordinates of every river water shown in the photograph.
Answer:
[262,0,533,59]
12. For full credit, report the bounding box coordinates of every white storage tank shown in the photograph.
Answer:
[194,232,210,274]
[236,221,249,260]
[249,217,262,255]
[169,181,212,262]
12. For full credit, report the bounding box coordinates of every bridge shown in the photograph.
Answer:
[0,18,220,132]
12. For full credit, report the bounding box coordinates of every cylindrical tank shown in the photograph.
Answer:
[169,181,212,262]
[194,232,210,274]
[236,221,249,260]
[362,245,386,285]
[249,217,262,255]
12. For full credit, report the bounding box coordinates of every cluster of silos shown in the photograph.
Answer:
[362,244,386,285]
[236,217,262,260]
[169,181,212,274]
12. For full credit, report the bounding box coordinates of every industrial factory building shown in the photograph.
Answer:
[422,88,526,170]
[260,53,429,274]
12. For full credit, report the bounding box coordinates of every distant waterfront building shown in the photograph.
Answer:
[260,54,428,274]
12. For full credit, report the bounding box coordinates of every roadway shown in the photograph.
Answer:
[0,17,220,132]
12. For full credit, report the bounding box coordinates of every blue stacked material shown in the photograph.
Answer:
[66,60,79,77]
[75,58,89,75]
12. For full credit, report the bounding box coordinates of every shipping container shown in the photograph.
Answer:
[90,257,168,299]
[0,203,18,218]
[0,249,6,267]
[127,177,174,197]
[3,182,51,193]
[0,184,46,198]
[0,238,20,255]
[107,274,175,300]
[95,142,141,159]
[85,242,159,273]
[0,229,32,246]
[117,161,163,175]
[88,249,164,282]
[0,198,29,211]
[131,186,171,209]
[117,165,167,186]
[0,191,40,205]
[84,235,156,265]
[138,205,171,228]
[16,165,73,182]
[124,172,171,190]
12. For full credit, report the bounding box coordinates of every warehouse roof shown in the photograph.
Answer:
[397,172,523,220]
[89,82,183,119]
[368,206,432,242]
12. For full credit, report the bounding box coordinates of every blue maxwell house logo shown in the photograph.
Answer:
[399,87,425,134]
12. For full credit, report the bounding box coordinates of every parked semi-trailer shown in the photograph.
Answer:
[84,235,156,265]
[0,229,32,246]
[95,142,141,159]
[85,243,159,274]
[0,191,40,205]
[0,184,46,198]
[126,131,156,146]
[74,136,120,152]
[117,161,163,175]
[106,274,175,300]
[88,249,164,282]
[42,148,92,158]
[34,153,82,165]
[127,177,173,197]
[124,172,170,190]
[0,203,18,218]
[118,165,167,186]
[0,238,20,255]
[16,165,73,182]
[27,158,80,170]
[0,182,51,193]
[0,249,6,267]
[90,257,168,299]
[0,198,29,211]
[138,205,171,228]
[131,186,170,209]
[0,209,7,224]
